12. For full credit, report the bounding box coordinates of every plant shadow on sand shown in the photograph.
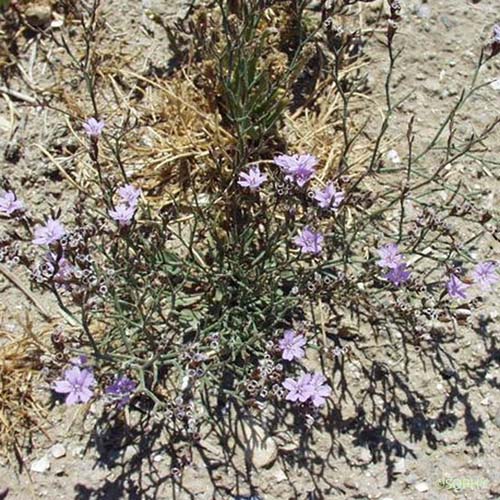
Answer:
[72,302,489,499]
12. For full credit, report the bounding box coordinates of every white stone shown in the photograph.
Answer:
[358,447,371,463]
[72,445,85,458]
[237,420,278,468]
[50,443,66,459]
[393,458,406,474]
[386,149,401,165]
[415,482,429,492]
[416,5,431,18]
[490,79,500,91]
[274,467,287,482]
[30,456,50,473]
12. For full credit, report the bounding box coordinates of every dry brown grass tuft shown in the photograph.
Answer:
[0,310,50,461]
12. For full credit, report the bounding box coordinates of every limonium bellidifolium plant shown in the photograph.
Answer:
[0,0,499,447]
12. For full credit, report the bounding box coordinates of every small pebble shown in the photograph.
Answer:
[495,408,500,428]
[50,443,66,459]
[273,468,287,483]
[406,473,418,485]
[72,445,85,458]
[393,458,406,475]
[416,5,431,19]
[358,447,372,463]
[415,482,429,492]
[490,79,500,91]
[30,456,50,473]
[25,5,52,27]
[386,149,401,165]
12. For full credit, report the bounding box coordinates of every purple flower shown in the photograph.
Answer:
[472,261,498,291]
[48,253,74,283]
[313,184,344,210]
[70,355,88,366]
[108,204,136,226]
[376,243,403,268]
[493,24,500,44]
[279,329,306,361]
[83,117,105,138]
[0,191,24,216]
[447,274,469,300]
[106,376,137,408]
[282,373,313,403]
[385,263,411,287]
[307,372,332,408]
[53,366,95,405]
[33,218,66,246]
[118,184,141,207]
[274,154,317,187]
[237,166,268,191]
[282,372,332,407]
[294,226,323,255]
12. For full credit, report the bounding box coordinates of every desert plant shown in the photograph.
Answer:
[0,0,499,467]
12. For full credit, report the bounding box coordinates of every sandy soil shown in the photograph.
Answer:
[0,0,499,499]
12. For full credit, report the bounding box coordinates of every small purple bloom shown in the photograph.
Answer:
[53,366,95,405]
[83,117,105,138]
[282,373,313,403]
[282,372,332,407]
[294,226,323,255]
[70,355,88,366]
[313,184,344,210]
[385,263,411,287]
[307,372,332,408]
[472,261,498,291]
[33,218,66,246]
[48,253,74,283]
[108,204,136,226]
[0,191,24,216]
[493,24,500,44]
[274,153,317,187]
[447,274,469,300]
[118,184,141,207]
[237,166,268,191]
[278,329,306,361]
[376,243,403,268]
[106,376,137,408]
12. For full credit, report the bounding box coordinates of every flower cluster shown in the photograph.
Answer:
[83,117,105,138]
[0,191,24,216]
[294,226,323,255]
[53,365,96,405]
[447,261,498,300]
[494,24,500,43]
[277,327,331,408]
[376,243,411,287]
[274,154,317,187]
[491,24,500,57]
[47,253,74,284]
[237,166,267,191]
[108,184,141,227]
[279,329,306,361]
[447,274,469,300]
[236,154,344,263]
[313,183,344,211]
[282,372,331,408]
[105,376,137,409]
[33,218,66,246]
